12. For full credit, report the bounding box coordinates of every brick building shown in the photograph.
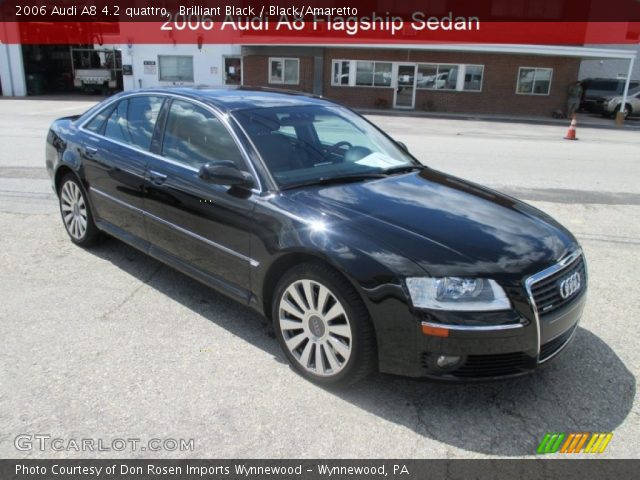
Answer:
[2,41,634,117]
[241,44,636,115]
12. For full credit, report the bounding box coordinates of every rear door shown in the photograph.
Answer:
[81,95,165,243]
[143,98,257,299]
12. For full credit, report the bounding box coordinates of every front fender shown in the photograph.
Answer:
[250,196,427,376]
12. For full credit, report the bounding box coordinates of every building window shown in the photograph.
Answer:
[158,55,194,82]
[355,61,374,86]
[374,62,392,87]
[416,64,438,89]
[416,63,484,92]
[269,57,299,85]
[463,65,484,91]
[417,64,458,90]
[332,60,392,87]
[331,60,481,91]
[517,67,552,95]
[332,60,350,85]
[416,64,483,91]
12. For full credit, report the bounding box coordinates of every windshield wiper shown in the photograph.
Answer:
[281,173,387,190]
[383,164,426,175]
[280,166,425,191]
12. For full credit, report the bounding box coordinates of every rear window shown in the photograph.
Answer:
[84,106,113,134]
[103,96,164,150]
[584,80,639,95]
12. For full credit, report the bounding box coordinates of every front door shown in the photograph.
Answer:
[394,64,417,109]
[143,98,256,301]
[223,56,242,85]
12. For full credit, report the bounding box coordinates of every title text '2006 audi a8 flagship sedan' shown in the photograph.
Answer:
[46,88,587,386]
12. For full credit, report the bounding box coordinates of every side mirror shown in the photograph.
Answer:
[198,161,254,189]
[396,141,409,152]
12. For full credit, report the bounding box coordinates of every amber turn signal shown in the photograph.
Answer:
[421,323,449,337]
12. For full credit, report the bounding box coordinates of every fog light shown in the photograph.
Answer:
[436,355,462,369]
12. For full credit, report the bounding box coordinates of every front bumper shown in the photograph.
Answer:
[581,99,607,113]
[592,101,614,115]
[417,290,585,380]
[368,254,587,381]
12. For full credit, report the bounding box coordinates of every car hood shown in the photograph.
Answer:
[609,95,639,103]
[284,169,579,278]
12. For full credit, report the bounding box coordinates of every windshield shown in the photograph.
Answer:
[232,105,417,188]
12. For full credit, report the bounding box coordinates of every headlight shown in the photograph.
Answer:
[405,277,511,311]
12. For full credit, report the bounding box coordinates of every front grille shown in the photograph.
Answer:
[540,324,577,361]
[530,254,586,316]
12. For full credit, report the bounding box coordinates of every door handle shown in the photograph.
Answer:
[84,146,98,156]
[148,170,168,186]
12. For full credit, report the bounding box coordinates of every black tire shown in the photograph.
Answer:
[272,262,377,387]
[58,174,101,247]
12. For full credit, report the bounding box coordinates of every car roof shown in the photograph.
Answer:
[124,86,337,112]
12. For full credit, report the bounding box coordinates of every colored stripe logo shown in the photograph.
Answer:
[537,433,613,454]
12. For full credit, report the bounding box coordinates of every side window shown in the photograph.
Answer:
[161,100,244,169]
[127,97,163,150]
[104,100,130,144]
[104,96,163,150]
[85,106,113,134]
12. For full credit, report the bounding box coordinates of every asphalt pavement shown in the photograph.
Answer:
[0,97,638,458]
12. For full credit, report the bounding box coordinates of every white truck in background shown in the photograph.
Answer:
[74,69,116,90]
[71,48,122,93]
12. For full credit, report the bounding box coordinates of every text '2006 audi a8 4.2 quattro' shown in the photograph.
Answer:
[46,88,587,386]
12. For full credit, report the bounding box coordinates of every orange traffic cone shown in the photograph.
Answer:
[564,115,578,140]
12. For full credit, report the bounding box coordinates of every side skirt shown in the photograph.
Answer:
[95,219,255,307]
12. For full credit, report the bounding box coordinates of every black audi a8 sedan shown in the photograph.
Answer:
[46,88,587,386]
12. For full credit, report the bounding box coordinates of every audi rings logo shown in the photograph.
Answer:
[559,272,581,299]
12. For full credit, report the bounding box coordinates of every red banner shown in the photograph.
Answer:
[1,21,639,44]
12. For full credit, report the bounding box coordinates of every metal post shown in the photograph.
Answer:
[69,46,75,77]
[1,22,15,96]
[617,55,635,125]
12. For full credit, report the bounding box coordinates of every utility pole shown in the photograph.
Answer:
[617,55,636,125]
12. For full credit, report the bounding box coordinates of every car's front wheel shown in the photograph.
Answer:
[58,174,100,247]
[272,262,376,387]
[615,104,632,119]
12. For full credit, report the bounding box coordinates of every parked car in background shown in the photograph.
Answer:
[580,78,640,112]
[594,87,640,118]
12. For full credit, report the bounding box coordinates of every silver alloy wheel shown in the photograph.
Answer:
[278,279,353,377]
[60,180,88,240]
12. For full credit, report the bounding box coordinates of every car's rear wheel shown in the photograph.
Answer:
[272,262,376,387]
[58,174,100,247]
